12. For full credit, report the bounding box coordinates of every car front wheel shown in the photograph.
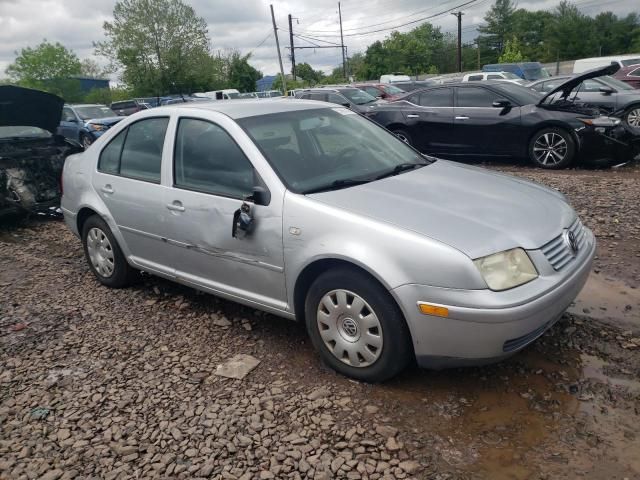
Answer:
[81,215,137,288]
[304,267,412,382]
[625,106,640,130]
[528,128,575,169]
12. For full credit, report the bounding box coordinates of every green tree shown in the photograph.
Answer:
[225,51,262,92]
[80,58,112,79]
[296,62,324,85]
[477,0,517,54]
[6,40,82,87]
[544,1,597,61]
[499,37,525,63]
[96,0,214,95]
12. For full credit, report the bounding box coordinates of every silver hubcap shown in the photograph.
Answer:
[627,108,640,128]
[86,227,115,278]
[316,289,383,368]
[533,132,567,166]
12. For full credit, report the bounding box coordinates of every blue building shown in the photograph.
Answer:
[256,75,277,92]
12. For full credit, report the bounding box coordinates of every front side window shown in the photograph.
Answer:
[239,108,428,194]
[327,93,347,105]
[457,87,499,107]
[62,107,76,122]
[174,118,254,198]
[468,75,484,81]
[98,117,168,182]
[418,88,453,107]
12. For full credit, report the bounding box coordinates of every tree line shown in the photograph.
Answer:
[4,0,261,103]
[4,0,640,100]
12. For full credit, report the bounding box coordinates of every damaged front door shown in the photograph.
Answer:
[164,117,286,313]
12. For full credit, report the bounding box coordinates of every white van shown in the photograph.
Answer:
[380,74,411,84]
[194,89,241,100]
[462,72,525,84]
[573,55,640,73]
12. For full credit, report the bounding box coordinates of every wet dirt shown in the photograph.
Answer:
[569,273,640,328]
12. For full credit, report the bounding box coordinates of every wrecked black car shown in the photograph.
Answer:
[365,63,639,169]
[0,86,82,219]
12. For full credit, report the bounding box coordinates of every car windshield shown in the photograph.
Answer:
[0,126,51,139]
[599,75,635,91]
[75,106,116,120]
[238,108,430,194]
[381,84,405,94]
[339,89,377,105]
[491,83,542,105]
[621,58,640,67]
[522,68,550,80]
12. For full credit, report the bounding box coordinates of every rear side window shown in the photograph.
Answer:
[310,93,326,102]
[98,117,169,183]
[467,75,484,81]
[417,88,453,107]
[173,118,254,198]
[457,87,499,107]
[487,74,502,80]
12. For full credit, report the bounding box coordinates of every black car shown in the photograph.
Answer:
[0,86,82,218]
[295,87,380,113]
[366,65,637,169]
[527,73,640,130]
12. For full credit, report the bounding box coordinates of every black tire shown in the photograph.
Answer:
[528,128,575,169]
[81,215,137,288]
[623,105,640,130]
[304,267,413,382]
[80,134,93,150]
[392,129,413,146]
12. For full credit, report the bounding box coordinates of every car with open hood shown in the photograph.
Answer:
[527,63,640,130]
[1,85,82,218]
[62,99,594,381]
[365,64,638,169]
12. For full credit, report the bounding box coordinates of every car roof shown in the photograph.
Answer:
[67,104,106,107]
[145,98,337,119]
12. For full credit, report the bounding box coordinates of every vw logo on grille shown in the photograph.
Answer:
[563,229,579,254]
[341,318,359,337]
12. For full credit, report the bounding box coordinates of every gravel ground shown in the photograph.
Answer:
[1,162,639,480]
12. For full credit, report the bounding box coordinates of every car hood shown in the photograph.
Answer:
[538,63,621,105]
[85,116,123,127]
[309,160,575,259]
[0,85,64,133]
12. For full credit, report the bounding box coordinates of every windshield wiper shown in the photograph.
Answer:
[375,162,427,180]
[303,178,373,194]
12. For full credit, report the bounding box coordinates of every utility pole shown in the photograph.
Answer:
[270,4,287,94]
[338,2,347,79]
[452,11,464,72]
[288,14,296,79]
[476,41,480,70]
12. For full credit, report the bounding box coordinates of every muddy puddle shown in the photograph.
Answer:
[569,273,640,328]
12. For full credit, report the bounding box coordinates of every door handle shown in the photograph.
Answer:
[455,116,470,120]
[166,201,185,212]
[101,184,114,194]
[407,114,420,118]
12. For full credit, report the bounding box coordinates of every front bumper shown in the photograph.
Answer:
[393,229,596,369]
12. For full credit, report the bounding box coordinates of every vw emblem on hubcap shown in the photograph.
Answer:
[563,229,579,254]
[341,318,359,338]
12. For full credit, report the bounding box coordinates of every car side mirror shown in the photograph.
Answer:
[249,186,270,206]
[492,99,512,108]
[599,86,614,95]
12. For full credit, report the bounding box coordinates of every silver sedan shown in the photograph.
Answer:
[61,99,595,382]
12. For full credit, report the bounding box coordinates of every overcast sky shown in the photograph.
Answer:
[0,0,636,80]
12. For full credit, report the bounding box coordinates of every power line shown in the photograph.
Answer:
[247,31,272,56]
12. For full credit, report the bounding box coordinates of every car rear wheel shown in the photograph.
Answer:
[625,107,640,130]
[304,267,412,382]
[81,215,137,288]
[528,128,575,169]
[392,129,413,146]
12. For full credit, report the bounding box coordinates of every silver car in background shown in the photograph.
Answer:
[61,100,595,382]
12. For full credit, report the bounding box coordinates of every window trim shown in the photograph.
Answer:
[97,116,170,185]
[171,116,268,203]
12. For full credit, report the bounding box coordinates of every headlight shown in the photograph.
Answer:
[87,123,107,131]
[579,116,620,127]
[474,248,538,291]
